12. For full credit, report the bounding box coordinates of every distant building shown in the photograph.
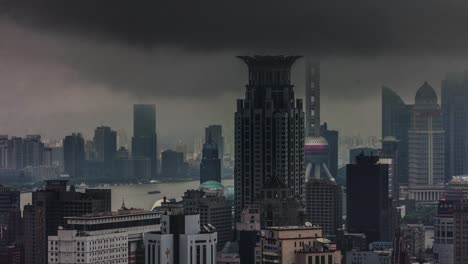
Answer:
[161,150,186,179]
[382,86,411,184]
[23,135,45,167]
[433,199,455,264]
[234,55,305,220]
[63,133,85,178]
[408,82,445,203]
[182,189,232,249]
[442,73,468,182]
[454,198,468,264]
[321,123,339,178]
[143,213,217,264]
[205,125,224,171]
[23,180,111,264]
[132,104,157,178]
[0,185,21,246]
[346,154,392,243]
[93,126,117,171]
[48,207,160,264]
[261,225,341,264]
[199,136,221,183]
[305,179,342,238]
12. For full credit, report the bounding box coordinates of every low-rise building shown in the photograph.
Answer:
[261,224,341,264]
[433,199,455,264]
[143,213,217,264]
[345,250,391,264]
[48,207,160,264]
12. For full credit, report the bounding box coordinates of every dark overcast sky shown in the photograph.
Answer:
[2,0,468,149]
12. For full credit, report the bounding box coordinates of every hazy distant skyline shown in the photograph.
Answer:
[3,1,468,148]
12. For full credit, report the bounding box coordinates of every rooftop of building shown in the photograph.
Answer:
[415,81,438,105]
[265,225,322,231]
[305,136,328,146]
[67,207,156,220]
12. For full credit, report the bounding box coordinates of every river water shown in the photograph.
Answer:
[20,179,234,212]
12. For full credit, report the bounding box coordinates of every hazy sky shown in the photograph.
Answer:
[2,1,468,149]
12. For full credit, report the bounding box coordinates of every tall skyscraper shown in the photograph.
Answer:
[63,133,85,178]
[93,126,117,170]
[205,125,224,168]
[23,135,44,167]
[23,180,111,264]
[234,55,304,220]
[408,82,445,201]
[442,73,468,182]
[132,104,157,178]
[347,154,392,243]
[382,86,411,183]
[199,137,221,183]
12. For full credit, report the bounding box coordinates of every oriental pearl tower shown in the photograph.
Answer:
[304,60,334,181]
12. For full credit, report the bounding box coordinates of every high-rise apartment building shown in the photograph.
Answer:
[346,154,392,243]
[442,73,468,181]
[408,82,445,202]
[63,133,85,178]
[132,104,157,178]
[23,180,111,264]
[305,179,342,237]
[93,126,117,170]
[182,189,232,249]
[234,55,304,220]
[382,86,411,184]
[199,138,221,183]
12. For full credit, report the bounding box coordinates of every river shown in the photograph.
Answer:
[20,179,234,212]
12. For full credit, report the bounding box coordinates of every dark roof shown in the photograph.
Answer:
[415,82,437,105]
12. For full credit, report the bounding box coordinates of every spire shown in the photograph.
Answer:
[121,198,127,210]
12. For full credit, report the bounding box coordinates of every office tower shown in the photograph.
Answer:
[321,123,339,178]
[161,150,186,179]
[43,147,52,166]
[23,135,44,167]
[382,86,411,184]
[382,136,400,200]
[305,179,342,237]
[63,133,85,178]
[236,205,262,264]
[261,225,341,264]
[234,55,304,220]
[258,175,304,228]
[50,146,64,171]
[93,126,117,170]
[199,137,221,183]
[205,125,224,169]
[132,104,157,178]
[48,207,160,264]
[23,180,111,264]
[0,185,21,246]
[454,198,468,264]
[442,73,468,181]
[346,154,392,243]
[143,214,217,264]
[408,82,445,201]
[433,199,455,264]
[182,189,232,249]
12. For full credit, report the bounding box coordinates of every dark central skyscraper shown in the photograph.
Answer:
[63,133,85,178]
[199,136,221,183]
[93,126,117,171]
[234,55,305,220]
[132,104,157,178]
